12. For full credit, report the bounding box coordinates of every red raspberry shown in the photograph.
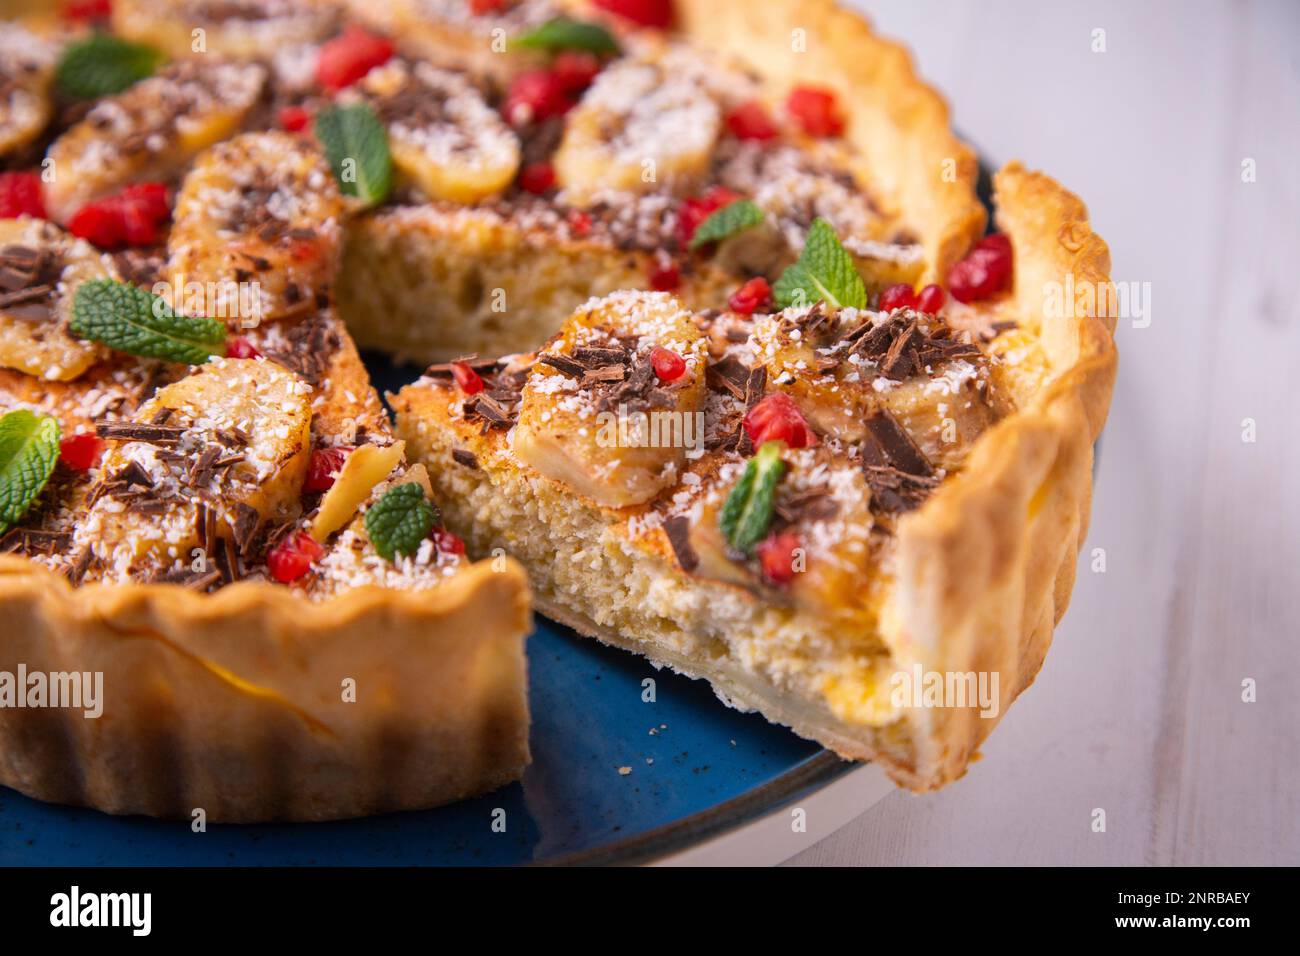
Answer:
[786,86,845,137]
[316,25,394,92]
[59,433,104,471]
[743,393,814,448]
[518,162,556,195]
[267,530,325,584]
[0,172,46,219]
[67,201,124,248]
[432,529,466,556]
[503,70,572,126]
[278,105,312,132]
[67,183,170,250]
[725,100,778,141]
[450,361,485,395]
[728,276,772,314]
[947,234,1013,303]
[676,186,739,249]
[878,283,917,312]
[593,0,674,28]
[650,346,686,382]
[915,283,946,314]
[303,446,352,493]
[648,257,680,292]
[61,0,111,23]
[225,337,263,359]
[469,0,507,13]
[757,531,801,585]
[551,50,602,93]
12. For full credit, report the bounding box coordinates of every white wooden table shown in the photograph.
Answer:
[753,0,1300,866]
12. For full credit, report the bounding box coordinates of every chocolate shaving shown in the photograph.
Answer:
[571,345,628,367]
[580,364,626,387]
[423,355,501,378]
[96,421,185,444]
[706,355,750,400]
[743,366,767,408]
[0,283,53,309]
[465,392,514,429]
[66,546,93,585]
[662,515,698,573]
[861,409,937,514]
[0,527,71,555]
[231,502,261,556]
[117,460,154,489]
[451,448,479,470]
[774,489,840,526]
[537,353,590,378]
[187,445,221,488]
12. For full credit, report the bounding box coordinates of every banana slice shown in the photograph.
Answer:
[79,357,313,580]
[112,0,339,61]
[553,51,721,205]
[166,131,344,326]
[513,290,708,508]
[44,59,266,223]
[351,59,519,205]
[0,22,58,158]
[0,218,112,381]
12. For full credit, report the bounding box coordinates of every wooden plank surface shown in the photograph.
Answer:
[779,0,1299,866]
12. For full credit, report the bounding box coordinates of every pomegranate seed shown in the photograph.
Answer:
[915,283,946,314]
[225,336,263,359]
[757,531,801,585]
[469,0,507,13]
[566,209,592,238]
[67,183,170,250]
[650,346,686,381]
[315,25,394,92]
[61,0,111,22]
[551,50,602,93]
[878,283,917,312]
[290,237,319,261]
[948,233,1013,303]
[278,105,312,132]
[119,199,162,246]
[786,86,845,137]
[593,0,674,29]
[67,201,124,248]
[120,182,170,221]
[303,446,352,493]
[432,529,466,556]
[0,172,46,219]
[648,257,680,292]
[267,530,324,584]
[450,361,485,395]
[59,433,104,471]
[743,393,814,448]
[725,100,778,141]
[676,186,739,248]
[503,70,572,126]
[728,276,772,314]
[518,162,556,195]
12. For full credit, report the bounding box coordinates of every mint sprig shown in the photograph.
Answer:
[56,33,163,99]
[365,482,436,561]
[512,16,620,55]
[314,103,392,207]
[689,199,764,251]
[70,279,226,364]
[0,410,62,536]
[772,217,866,310]
[719,440,787,555]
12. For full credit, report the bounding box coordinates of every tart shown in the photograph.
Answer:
[0,0,1115,806]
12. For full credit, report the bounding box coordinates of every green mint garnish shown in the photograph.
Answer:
[0,410,62,537]
[56,33,163,99]
[314,103,392,207]
[70,279,226,365]
[719,440,787,556]
[365,482,436,561]
[689,199,764,251]
[512,16,620,55]
[772,217,866,310]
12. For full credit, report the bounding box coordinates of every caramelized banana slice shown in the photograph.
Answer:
[0,219,111,381]
[79,358,313,579]
[351,59,519,205]
[0,22,57,158]
[513,291,707,508]
[166,131,344,326]
[113,0,339,61]
[44,60,266,223]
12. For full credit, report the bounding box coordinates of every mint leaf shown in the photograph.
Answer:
[365,482,436,561]
[773,217,866,310]
[70,279,226,364]
[56,33,162,99]
[689,199,764,250]
[719,440,787,555]
[512,16,620,54]
[314,103,392,207]
[0,410,62,536]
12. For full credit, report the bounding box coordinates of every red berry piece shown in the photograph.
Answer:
[648,257,680,292]
[0,172,46,219]
[757,531,801,585]
[786,85,845,138]
[915,283,946,314]
[432,529,466,556]
[225,336,263,359]
[278,105,312,132]
[450,361,485,395]
[61,0,111,23]
[59,433,104,471]
[725,100,778,141]
[303,446,352,493]
[878,283,917,312]
[593,0,674,29]
[316,25,394,92]
[67,182,170,250]
[67,201,124,248]
[469,0,507,13]
[551,50,602,93]
[728,276,772,314]
[743,393,814,448]
[518,162,556,195]
[267,530,325,584]
[566,208,592,238]
[947,233,1013,303]
[503,70,571,126]
[650,346,686,382]
[676,185,739,248]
